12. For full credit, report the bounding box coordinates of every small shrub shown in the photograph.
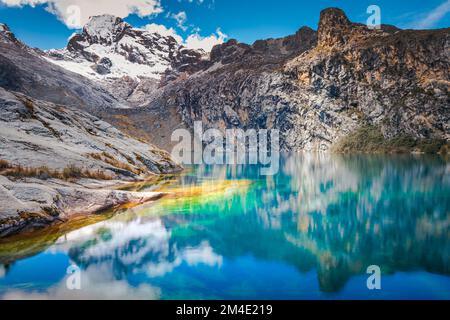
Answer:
[88,153,102,161]
[120,152,136,165]
[334,126,448,154]
[439,143,450,155]
[334,125,384,153]
[83,169,113,180]
[416,139,446,154]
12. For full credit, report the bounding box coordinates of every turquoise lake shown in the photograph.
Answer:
[0,154,449,299]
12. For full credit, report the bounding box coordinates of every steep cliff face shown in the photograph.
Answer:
[287,8,449,150]
[133,8,449,152]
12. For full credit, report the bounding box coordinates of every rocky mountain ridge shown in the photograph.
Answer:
[0,22,131,111]
[118,7,449,152]
[1,8,449,152]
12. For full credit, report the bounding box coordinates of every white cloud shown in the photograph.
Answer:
[410,0,450,29]
[143,23,227,52]
[1,0,46,5]
[184,28,227,51]
[1,0,227,51]
[170,11,187,31]
[182,241,223,267]
[0,265,161,300]
[0,0,163,28]
[180,0,205,3]
[143,23,183,43]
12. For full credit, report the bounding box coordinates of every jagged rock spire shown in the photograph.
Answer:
[318,8,352,47]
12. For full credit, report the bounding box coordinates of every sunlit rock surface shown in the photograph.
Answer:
[0,87,181,237]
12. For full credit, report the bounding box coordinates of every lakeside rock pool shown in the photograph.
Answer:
[0,154,449,299]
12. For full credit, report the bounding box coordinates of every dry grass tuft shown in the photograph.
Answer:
[0,159,11,170]
[23,99,35,113]
[0,161,113,181]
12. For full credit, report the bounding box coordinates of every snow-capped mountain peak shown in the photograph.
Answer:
[45,14,206,83]
[83,15,131,45]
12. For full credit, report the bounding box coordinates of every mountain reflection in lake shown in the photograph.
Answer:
[0,154,449,299]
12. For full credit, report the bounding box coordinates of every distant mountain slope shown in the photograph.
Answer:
[0,23,127,111]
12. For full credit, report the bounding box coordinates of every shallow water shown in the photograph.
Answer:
[0,154,449,300]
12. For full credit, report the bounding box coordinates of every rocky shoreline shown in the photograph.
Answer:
[0,175,175,239]
[0,88,182,239]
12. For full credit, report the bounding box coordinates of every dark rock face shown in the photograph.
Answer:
[283,26,318,52]
[95,57,113,75]
[0,54,22,91]
[161,48,210,85]
[210,39,252,64]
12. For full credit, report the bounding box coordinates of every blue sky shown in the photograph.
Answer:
[0,0,449,50]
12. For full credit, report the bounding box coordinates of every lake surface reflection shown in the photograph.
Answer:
[0,154,449,299]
